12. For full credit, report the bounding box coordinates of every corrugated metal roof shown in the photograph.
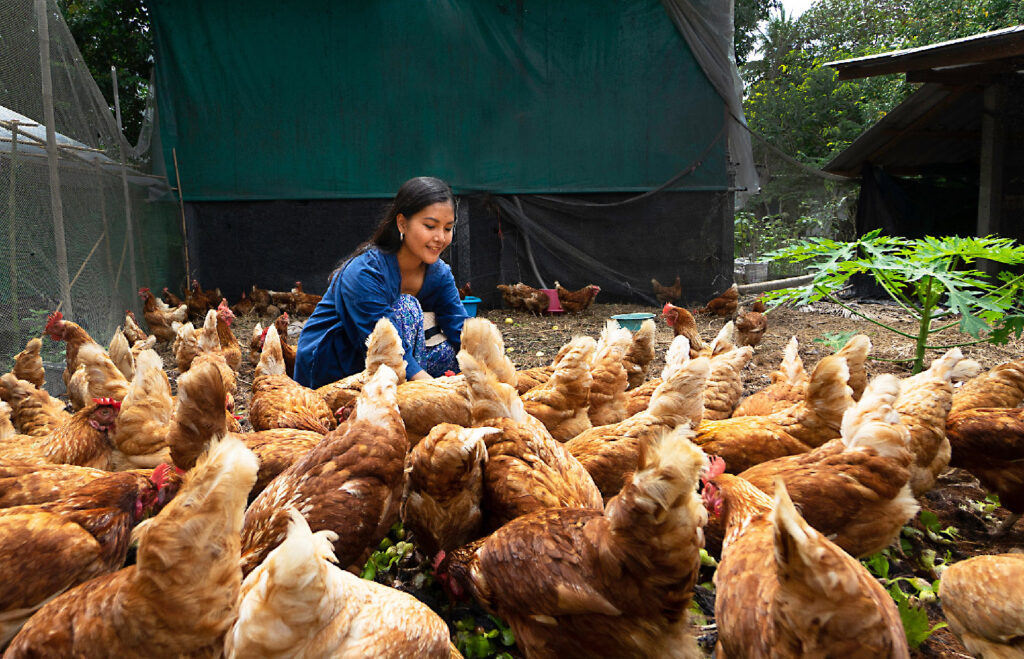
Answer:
[825,25,1024,79]
[823,83,984,176]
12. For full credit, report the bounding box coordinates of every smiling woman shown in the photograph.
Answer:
[293,177,468,387]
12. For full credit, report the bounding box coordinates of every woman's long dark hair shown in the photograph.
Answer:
[329,176,455,283]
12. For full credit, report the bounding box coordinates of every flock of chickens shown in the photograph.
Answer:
[0,280,1022,658]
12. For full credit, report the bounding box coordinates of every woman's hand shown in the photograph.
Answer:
[410,370,433,381]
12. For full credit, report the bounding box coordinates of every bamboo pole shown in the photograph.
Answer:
[172,147,192,281]
[35,0,73,317]
[111,65,139,298]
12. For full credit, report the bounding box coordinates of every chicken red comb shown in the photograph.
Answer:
[44,311,64,338]
[92,397,122,411]
[260,326,270,344]
[702,455,726,483]
[151,463,185,487]
[233,414,243,421]
[662,302,673,315]
[444,370,456,377]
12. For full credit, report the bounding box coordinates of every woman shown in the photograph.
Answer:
[294,177,467,388]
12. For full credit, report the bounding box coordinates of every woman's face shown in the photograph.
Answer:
[397,201,455,265]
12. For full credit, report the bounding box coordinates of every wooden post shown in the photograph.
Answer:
[5,121,28,340]
[111,65,139,296]
[36,0,73,317]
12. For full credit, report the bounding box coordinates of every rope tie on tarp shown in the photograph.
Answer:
[494,195,659,305]
[532,121,727,209]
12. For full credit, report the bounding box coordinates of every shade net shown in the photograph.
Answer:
[0,0,182,380]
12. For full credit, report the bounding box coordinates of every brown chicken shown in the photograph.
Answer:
[946,407,1024,536]
[554,281,600,314]
[231,291,255,317]
[0,373,69,438]
[701,344,755,421]
[751,296,767,313]
[108,328,134,381]
[661,303,705,356]
[520,336,596,441]
[138,287,187,342]
[896,347,980,496]
[734,307,768,348]
[241,365,406,576]
[651,275,681,304]
[497,282,549,315]
[6,434,258,657]
[190,310,238,395]
[733,336,807,417]
[693,354,854,473]
[940,553,1024,657]
[186,279,221,320]
[395,317,517,445]
[459,351,602,531]
[0,402,13,440]
[438,427,708,659]
[0,469,171,646]
[249,284,273,315]
[0,397,120,469]
[164,360,230,472]
[72,340,130,406]
[161,286,185,308]
[213,299,243,371]
[950,356,1024,415]
[315,317,407,416]
[268,312,296,377]
[457,280,473,300]
[172,320,199,373]
[109,349,174,470]
[624,336,696,418]
[44,311,99,389]
[401,423,498,557]
[737,374,918,558]
[568,339,709,499]
[289,281,323,316]
[0,461,155,509]
[122,310,149,345]
[514,339,578,396]
[228,509,456,659]
[587,321,633,426]
[12,337,44,389]
[695,283,739,317]
[622,317,656,390]
[250,324,336,434]
[238,429,324,497]
[704,471,909,658]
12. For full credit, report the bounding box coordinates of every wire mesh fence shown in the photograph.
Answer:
[1,0,182,382]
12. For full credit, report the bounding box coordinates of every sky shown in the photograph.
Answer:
[780,0,816,18]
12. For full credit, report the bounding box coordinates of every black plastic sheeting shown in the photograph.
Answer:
[184,190,733,309]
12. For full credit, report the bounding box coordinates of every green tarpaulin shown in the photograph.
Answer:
[150,0,726,200]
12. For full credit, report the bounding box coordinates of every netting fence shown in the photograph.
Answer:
[733,126,860,285]
[1,0,182,382]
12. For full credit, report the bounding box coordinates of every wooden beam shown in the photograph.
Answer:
[906,59,1024,84]
[977,83,1006,246]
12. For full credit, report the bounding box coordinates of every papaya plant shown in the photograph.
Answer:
[763,230,1024,373]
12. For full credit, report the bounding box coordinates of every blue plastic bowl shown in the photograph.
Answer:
[611,312,655,331]
[462,296,482,317]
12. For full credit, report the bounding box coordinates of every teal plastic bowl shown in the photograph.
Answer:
[462,296,482,317]
[611,312,655,331]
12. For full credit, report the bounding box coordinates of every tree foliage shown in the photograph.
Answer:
[57,0,153,147]
[743,0,1024,167]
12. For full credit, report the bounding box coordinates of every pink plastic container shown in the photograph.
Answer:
[541,288,564,314]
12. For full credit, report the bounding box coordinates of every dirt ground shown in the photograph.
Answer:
[156,296,1024,658]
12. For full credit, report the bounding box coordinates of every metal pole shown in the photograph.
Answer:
[111,65,139,296]
[35,0,73,318]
